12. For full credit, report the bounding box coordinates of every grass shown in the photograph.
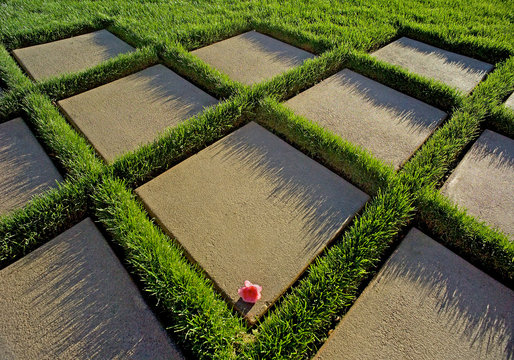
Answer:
[1,0,513,358]
[93,176,246,359]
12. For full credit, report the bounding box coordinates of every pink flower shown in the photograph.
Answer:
[238,280,262,303]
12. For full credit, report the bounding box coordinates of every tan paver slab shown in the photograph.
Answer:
[285,69,447,169]
[371,37,493,94]
[0,117,62,216]
[441,130,513,238]
[0,218,183,360]
[314,228,514,360]
[136,122,369,323]
[505,92,514,111]
[191,30,316,85]
[58,64,218,163]
[13,29,135,81]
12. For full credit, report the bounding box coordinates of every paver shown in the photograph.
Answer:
[12,29,135,81]
[314,228,514,360]
[285,69,447,169]
[0,117,62,216]
[0,218,183,360]
[441,130,513,238]
[505,92,514,111]
[136,122,369,323]
[371,37,493,94]
[58,64,218,163]
[191,30,316,85]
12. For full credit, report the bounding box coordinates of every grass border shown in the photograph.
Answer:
[92,176,247,359]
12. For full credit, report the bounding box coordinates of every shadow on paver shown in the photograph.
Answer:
[386,242,513,358]
[331,70,444,134]
[209,125,364,255]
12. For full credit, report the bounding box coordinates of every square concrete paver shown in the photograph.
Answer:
[314,228,513,360]
[285,69,447,169]
[136,122,369,323]
[0,117,62,216]
[191,30,316,85]
[0,218,183,360]
[441,130,513,238]
[371,37,494,94]
[505,92,514,111]
[13,29,135,81]
[58,64,218,163]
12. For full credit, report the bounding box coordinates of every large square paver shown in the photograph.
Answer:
[58,64,218,163]
[441,130,513,238]
[314,228,513,360]
[0,117,62,216]
[12,30,135,81]
[0,218,183,360]
[191,30,316,85]
[284,69,447,169]
[371,37,493,94]
[136,122,369,323]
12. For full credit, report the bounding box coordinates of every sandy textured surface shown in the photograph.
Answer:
[0,218,183,360]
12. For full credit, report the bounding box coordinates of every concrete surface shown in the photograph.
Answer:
[12,29,135,81]
[136,122,369,323]
[0,117,62,217]
[285,69,447,169]
[505,92,514,111]
[58,64,218,163]
[191,30,316,85]
[0,218,184,360]
[441,130,513,238]
[371,37,493,94]
[314,228,514,360]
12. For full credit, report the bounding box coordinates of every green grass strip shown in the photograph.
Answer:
[111,89,255,187]
[247,178,414,359]
[0,18,110,51]
[398,21,513,64]
[402,57,514,190]
[0,177,90,268]
[0,45,32,90]
[486,105,514,138]
[0,44,34,120]
[416,186,514,284]
[159,42,242,100]
[251,19,334,54]
[254,98,393,196]
[252,47,348,102]
[253,47,462,114]
[93,176,246,359]
[346,51,463,112]
[22,91,105,179]
[37,46,159,101]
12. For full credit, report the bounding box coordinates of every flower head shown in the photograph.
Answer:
[238,280,262,303]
